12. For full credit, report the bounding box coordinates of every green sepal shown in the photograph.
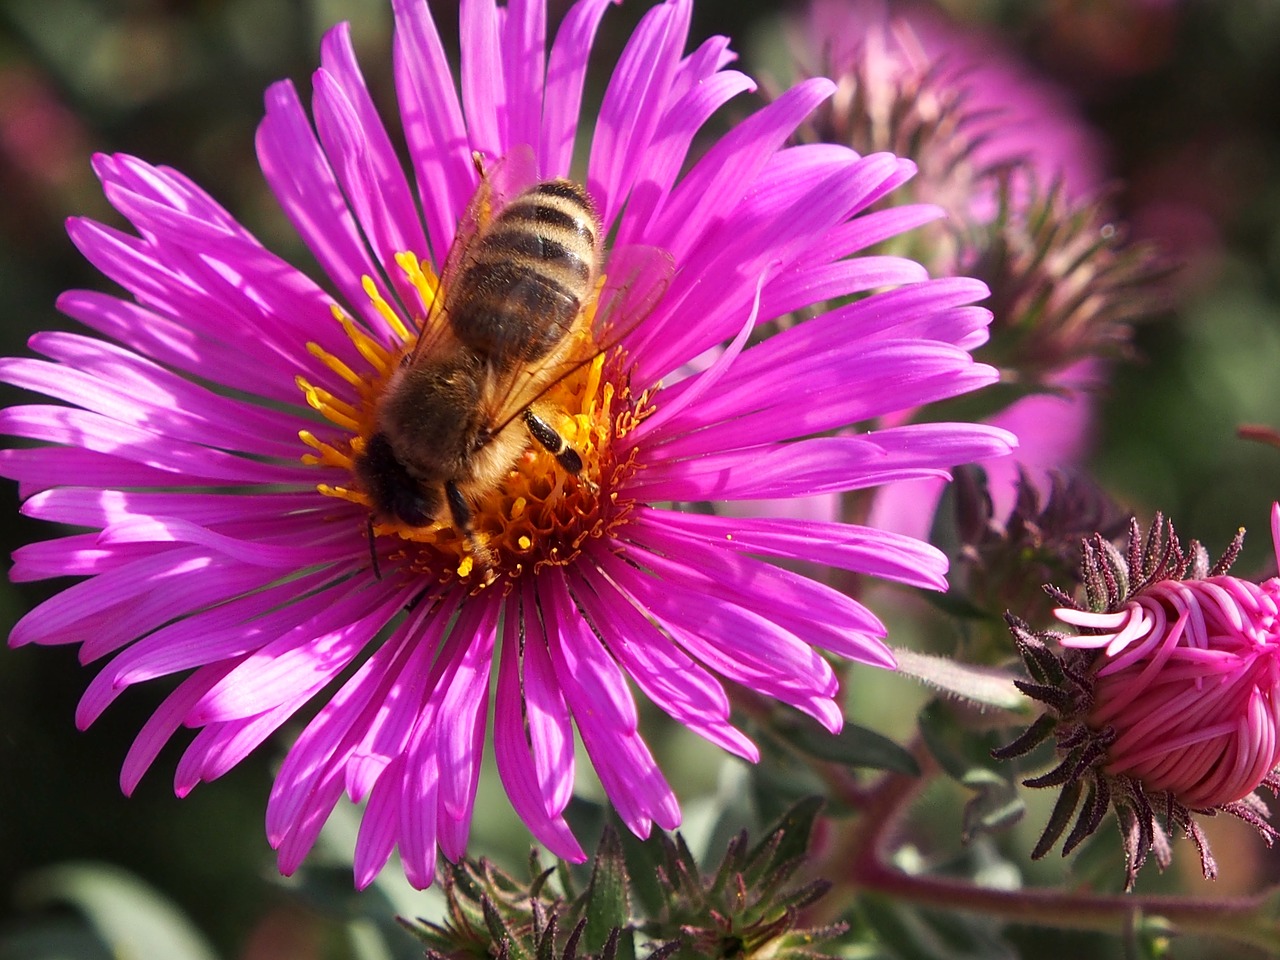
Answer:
[583,828,631,955]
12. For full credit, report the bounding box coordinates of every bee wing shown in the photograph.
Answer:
[591,243,676,349]
[407,147,541,367]
[486,243,676,436]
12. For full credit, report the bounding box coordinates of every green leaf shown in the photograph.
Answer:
[749,751,832,826]
[615,824,672,920]
[859,894,1018,960]
[14,862,219,960]
[919,700,1005,781]
[919,700,1025,841]
[958,768,1026,842]
[0,921,115,960]
[771,713,920,776]
[918,589,1006,623]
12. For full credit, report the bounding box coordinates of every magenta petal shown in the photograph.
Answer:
[493,605,585,860]
[275,773,346,876]
[20,487,319,529]
[311,69,423,311]
[614,67,756,247]
[757,255,929,321]
[265,628,418,850]
[573,563,758,761]
[187,583,409,724]
[12,534,148,582]
[640,506,948,591]
[515,580,576,817]
[344,593,462,805]
[256,80,395,340]
[318,23,429,295]
[0,404,312,485]
[76,568,339,729]
[0,447,183,501]
[92,153,250,238]
[596,551,845,730]
[460,0,505,160]
[588,0,689,228]
[649,78,835,266]
[541,571,679,835]
[175,695,303,795]
[56,290,300,406]
[392,0,475,259]
[12,548,239,653]
[434,599,499,860]
[539,0,615,177]
[353,753,406,888]
[624,515,889,663]
[501,0,546,154]
[0,349,304,460]
[544,574,638,735]
[642,342,1000,457]
[119,662,234,795]
[398,703,441,890]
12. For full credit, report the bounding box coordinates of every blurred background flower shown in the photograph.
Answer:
[791,0,1172,542]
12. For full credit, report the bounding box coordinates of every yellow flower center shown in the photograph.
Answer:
[296,252,653,591]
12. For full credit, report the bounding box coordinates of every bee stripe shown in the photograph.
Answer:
[455,260,581,360]
[532,180,590,203]
[481,230,593,282]
[498,201,597,248]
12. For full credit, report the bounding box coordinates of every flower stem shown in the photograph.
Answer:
[815,738,1280,952]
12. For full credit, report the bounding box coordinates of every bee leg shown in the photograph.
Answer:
[445,480,493,568]
[366,515,382,580]
[524,408,582,473]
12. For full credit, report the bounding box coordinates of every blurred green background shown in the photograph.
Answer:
[2,0,1280,956]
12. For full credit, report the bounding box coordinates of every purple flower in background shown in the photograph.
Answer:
[799,0,1166,538]
[2,0,1012,888]
[805,0,1107,242]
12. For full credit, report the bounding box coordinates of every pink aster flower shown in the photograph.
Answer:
[998,508,1280,888]
[2,0,1012,889]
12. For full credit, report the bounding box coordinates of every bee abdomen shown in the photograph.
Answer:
[449,178,602,362]
[496,180,598,253]
[481,229,593,284]
[453,260,582,361]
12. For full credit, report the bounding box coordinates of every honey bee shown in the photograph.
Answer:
[354,152,667,569]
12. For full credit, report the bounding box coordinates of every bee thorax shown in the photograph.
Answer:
[377,360,485,482]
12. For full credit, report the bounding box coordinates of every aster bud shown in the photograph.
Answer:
[969,179,1172,391]
[402,800,846,960]
[995,506,1280,889]
[947,465,1128,628]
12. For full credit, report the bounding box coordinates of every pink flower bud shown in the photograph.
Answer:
[1057,526,1280,809]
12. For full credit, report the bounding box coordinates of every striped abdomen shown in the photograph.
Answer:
[449,180,601,363]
